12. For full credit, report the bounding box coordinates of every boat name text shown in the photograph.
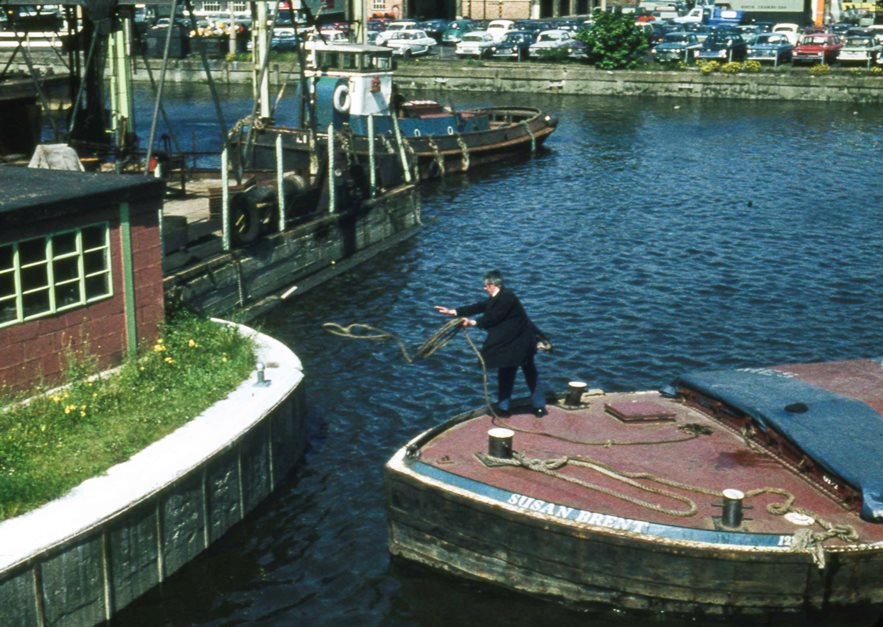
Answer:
[507,493,651,533]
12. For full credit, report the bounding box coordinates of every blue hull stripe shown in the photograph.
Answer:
[409,459,793,548]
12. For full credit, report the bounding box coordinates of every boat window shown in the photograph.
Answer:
[371,54,392,70]
[342,53,358,70]
[319,52,339,68]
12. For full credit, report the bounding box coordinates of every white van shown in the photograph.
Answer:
[486,19,516,42]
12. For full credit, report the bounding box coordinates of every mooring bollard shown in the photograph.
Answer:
[565,381,587,406]
[721,488,745,528]
[488,428,514,459]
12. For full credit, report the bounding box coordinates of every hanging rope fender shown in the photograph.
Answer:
[455,135,470,172]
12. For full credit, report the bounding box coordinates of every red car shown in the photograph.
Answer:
[792,33,843,64]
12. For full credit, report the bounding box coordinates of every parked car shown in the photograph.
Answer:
[441,19,476,45]
[384,29,438,58]
[651,31,703,62]
[837,35,881,65]
[640,21,675,45]
[486,19,517,42]
[374,19,419,45]
[696,32,748,62]
[792,33,843,64]
[737,24,766,45]
[747,32,794,65]
[771,22,801,45]
[305,29,348,44]
[528,29,575,58]
[270,27,299,51]
[490,30,536,60]
[682,23,715,42]
[454,30,495,57]
[417,18,450,42]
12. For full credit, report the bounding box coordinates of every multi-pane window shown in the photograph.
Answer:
[372,0,387,10]
[0,224,112,327]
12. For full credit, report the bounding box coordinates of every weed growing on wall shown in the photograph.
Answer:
[0,311,256,521]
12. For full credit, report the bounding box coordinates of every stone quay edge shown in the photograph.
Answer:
[0,321,307,626]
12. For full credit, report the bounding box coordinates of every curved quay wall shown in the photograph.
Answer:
[0,322,306,626]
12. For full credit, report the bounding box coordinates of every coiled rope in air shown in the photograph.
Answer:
[322,319,504,417]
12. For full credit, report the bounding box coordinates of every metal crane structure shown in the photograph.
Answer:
[0,0,367,173]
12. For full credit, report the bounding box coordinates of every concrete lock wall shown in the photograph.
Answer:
[121,59,883,104]
[0,322,307,626]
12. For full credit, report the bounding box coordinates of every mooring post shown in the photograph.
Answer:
[368,114,377,198]
[221,148,230,251]
[327,124,336,213]
[276,134,286,232]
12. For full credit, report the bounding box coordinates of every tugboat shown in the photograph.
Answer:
[232,41,558,193]
[385,358,883,623]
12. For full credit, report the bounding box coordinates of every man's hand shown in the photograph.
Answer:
[434,305,456,316]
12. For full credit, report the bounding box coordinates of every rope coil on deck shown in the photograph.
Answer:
[477,449,859,565]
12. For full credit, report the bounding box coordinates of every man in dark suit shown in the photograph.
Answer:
[435,270,547,417]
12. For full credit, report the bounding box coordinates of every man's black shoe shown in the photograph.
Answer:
[533,407,548,418]
[491,405,510,418]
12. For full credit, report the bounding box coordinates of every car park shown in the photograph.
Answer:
[651,31,703,62]
[696,32,748,62]
[747,32,794,65]
[528,29,575,58]
[384,29,438,58]
[455,30,495,57]
[792,32,843,64]
[837,34,881,66]
[490,30,536,60]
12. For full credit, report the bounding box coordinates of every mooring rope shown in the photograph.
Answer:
[477,450,859,566]
[322,320,503,417]
[491,416,714,448]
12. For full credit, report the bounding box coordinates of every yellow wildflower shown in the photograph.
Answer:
[164,356,174,364]
[188,339,198,348]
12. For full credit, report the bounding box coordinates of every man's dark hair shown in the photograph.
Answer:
[484,270,504,287]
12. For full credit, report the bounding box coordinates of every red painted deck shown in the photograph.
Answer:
[418,389,883,544]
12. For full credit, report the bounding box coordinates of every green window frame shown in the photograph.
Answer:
[0,223,113,328]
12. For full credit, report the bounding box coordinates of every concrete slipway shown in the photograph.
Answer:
[0,322,306,626]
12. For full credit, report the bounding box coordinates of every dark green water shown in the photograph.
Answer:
[114,87,883,626]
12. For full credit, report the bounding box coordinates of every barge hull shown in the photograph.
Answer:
[385,456,883,620]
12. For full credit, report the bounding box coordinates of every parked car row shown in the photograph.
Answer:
[648,22,883,66]
[271,14,883,69]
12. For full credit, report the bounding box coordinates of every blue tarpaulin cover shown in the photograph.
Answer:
[676,364,883,522]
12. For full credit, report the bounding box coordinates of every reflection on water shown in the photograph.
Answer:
[113,90,883,627]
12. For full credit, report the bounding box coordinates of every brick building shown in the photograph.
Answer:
[0,167,166,391]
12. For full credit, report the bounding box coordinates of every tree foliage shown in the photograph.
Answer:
[576,10,649,70]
